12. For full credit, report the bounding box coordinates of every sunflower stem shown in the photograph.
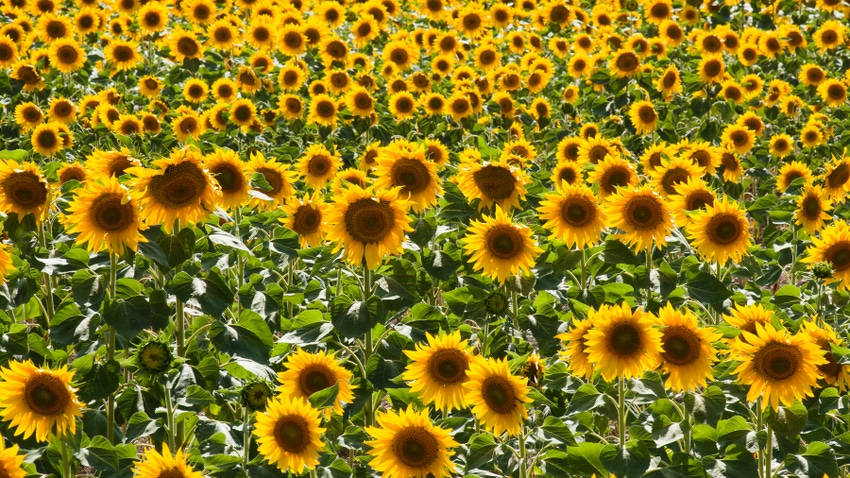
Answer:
[242,404,251,470]
[580,247,588,290]
[618,377,627,452]
[790,225,798,286]
[163,380,176,452]
[309,468,319,478]
[765,420,773,478]
[645,246,653,305]
[60,435,72,478]
[362,265,375,428]
[683,393,691,454]
[106,253,118,444]
[235,208,244,320]
[756,400,764,478]
[518,426,528,478]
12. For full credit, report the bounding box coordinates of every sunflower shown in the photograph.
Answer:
[248,151,295,211]
[803,221,850,290]
[253,395,325,474]
[138,1,168,33]
[281,191,327,248]
[211,78,238,103]
[556,318,595,380]
[139,75,162,97]
[697,56,724,84]
[656,303,721,392]
[204,148,249,210]
[667,176,716,227]
[0,360,82,442]
[720,124,755,155]
[278,94,304,120]
[230,98,257,130]
[686,197,751,265]
[769,134,794,159]
[326,185,412,268]
[126,147,219,232]
[589,155,638,197]
[455,3,489,38]
[132,443,203,478]
[0,443,25,478]
[724,302,773,339]
[48,97,76,125]
[182,0,215,24]
[373,144,442,213]
[87,148,140,179]
[682,141,720,175]
[276,348,354,415]
[0,160,49,219]
[207,18,239,49]
[584,302,662,381]
[48,38,85,73]
[63,175,146,255]
[822,156,850,200]
[307,93,338,128]
[610,50,640,78]
[605,186,672,251]
[402,330,476,412]
[171,112,202,143]
[30,122,65,157]
[538,183,606,249]
[296,144,340,189]
[389,91,417,121]
[14,102,43,132]
[0,35,18,68]
[463,357,530,436]
[462,205,542,283]
[104,38,140,71]
[578,136,615,165]
[776,161,813,193]
[796,185,832,234]
[819,79,847,108]
[814,20,844,53]
[11,62,45,92]
[628,100,657,135]
[57,161,87,185]
[183,78,208,104]
[168,27,204,62]
[731,322,826,411]
[423,139,449,167]
[567,54,592,78]
[802,320,850,392]
[365,406,458,478]
[318,36,348,66]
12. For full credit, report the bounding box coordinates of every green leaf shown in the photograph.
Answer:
[566,442,608,477]
[49,303,97,348]
[798,442,839,478]
[768,402,807,440]
[101,290,170,342]
[171,270,235,317]
[0,149,28,161]
[685,272,732,304]
[600,441,651,478]
[466,433,498,470]
[154,228,196,269]
[308,382,339,409]
[81,435,119,470]
[541,416,577,445]
[772,285,801,308]
[331,295,383,339]
[208,226,253,255]
[602,239,639,265]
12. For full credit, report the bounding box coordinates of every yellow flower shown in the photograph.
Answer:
[0,443,25,478]
[463,357,530,436]
[656,303,722,392]
[326,185,413,268]
[133,443,203,478]
[276,348,354,415]
[538,183,607,249]
[281,191,327,248]
[584,302,662,381]
[605,186,672,251]
[803,221,850,290]
[204,148,249,210]
[0,160,50,220]
[628,100,657,134]
[48,38,86,73]
[0,360,82,442]
[296,144,340,189]
[62,175,146,255]
[373,143,443,213]
[253,396,325,474]
[686,197,751,265]
[462,205,543,283]
[556,318,595,380]
[795,184,832,234]
[731,322,826,411]
[402,330,477,412]
[365,406,458,478]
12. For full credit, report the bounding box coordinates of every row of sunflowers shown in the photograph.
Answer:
[3,0,850,475]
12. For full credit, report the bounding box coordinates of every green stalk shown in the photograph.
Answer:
[683,393,691,454]
[243,404,252,470]
[519,426,528,478]
[235,208,245,319]
[645,246,653,305]
[766,420,773,478]
[756,400,764,478]
[790,225,798,285]
[362,265,375,428]
[580,247,587,290]
[107,253,118,444]
[163,381,176,451]
[619,377,627,452]
[61,436,72,478]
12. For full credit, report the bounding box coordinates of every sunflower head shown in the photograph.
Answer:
[133,443,203,478]
[276,348,354,415]
[402,330,476,411]
[605,186,672,251]
[242,381,273,411]
[136,340,172,376]
[686,197,751,266]
[656,303,722,392]
[584,302,663,381]
[462,205,543,283]
[463,357,531,436]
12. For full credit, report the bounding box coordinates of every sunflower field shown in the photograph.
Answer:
[6,0,850,476]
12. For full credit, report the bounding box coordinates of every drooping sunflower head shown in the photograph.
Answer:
[0,160,50,220]
[463,357,531,436]
[365,406,459,478]
[656,303,722,392]
[62,174,146,255]
[276,348,354,415]
[584,302,663,381]
[776,160,813,193]
[126,147,219,232]
[248,150,294,211]
[538,183,607,249]
[402,330,476,412]
[326,185,413,268]
[732,322,827,411]
[462,205,543,283]
[281,191,327,248]
[605,186,672,251]
[0,360,82,442]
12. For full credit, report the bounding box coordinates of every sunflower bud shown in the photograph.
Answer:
[242,382,272,411]
[484,291,509,315]
[136,341,172,375]
[813,261,834,279]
